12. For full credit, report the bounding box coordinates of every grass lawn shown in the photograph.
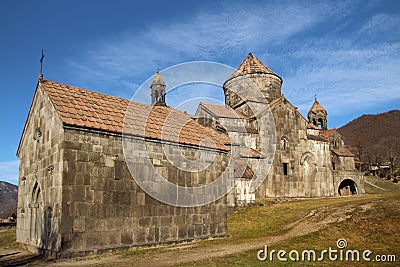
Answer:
[177,176,400,266]
[1,175,399,266]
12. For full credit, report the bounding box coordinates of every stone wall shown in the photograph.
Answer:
[255,100,335,198]
[224,73,282,107]
[58,127,229,258]
[17,85,64,254]
[333,171,365,196]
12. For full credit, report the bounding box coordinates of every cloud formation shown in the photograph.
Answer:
[68,0,400,127]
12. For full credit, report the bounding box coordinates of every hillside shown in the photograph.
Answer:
[0,181,18,218]
[338,110,400,148]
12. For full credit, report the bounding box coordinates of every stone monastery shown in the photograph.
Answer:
[17,53,364,258]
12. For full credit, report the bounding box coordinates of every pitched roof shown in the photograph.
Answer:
[224,126,259,134]
[199,102,247,119]
[40,80,228,150]
[250,95,286,119]
[308,99,327,115]
[239,147,265,158]
[332,149,354,157]
[321,128,336,138]
[151,71,165,86]
[226,53,282,83]
[233,158,256,179]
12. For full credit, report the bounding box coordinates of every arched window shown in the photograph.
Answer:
[30,182,42,244]
[317,118,323,128]
[281,137,289,150]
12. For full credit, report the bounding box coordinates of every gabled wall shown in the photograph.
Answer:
[256,99,335,198]
[17,83,64,255]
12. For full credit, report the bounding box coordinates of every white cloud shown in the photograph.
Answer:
[0,160,19,185]
[65,0,399,127]
[68,1,351,94]
[283,40,400,121]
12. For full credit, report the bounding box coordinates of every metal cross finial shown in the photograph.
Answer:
[40,49,45,74]
[314,94,317,101]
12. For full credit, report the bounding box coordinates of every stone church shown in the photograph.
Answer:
[16,52,363,258]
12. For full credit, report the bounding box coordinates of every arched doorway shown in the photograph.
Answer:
[338,179,358,196]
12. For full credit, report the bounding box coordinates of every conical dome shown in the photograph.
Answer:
[150,71,166,106]
[308,99,328,130]
[226,52,282,82]
[151,71,165,86]
[223,53,283,106]
[308,99,327,116]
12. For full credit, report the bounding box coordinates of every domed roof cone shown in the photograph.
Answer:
[226,52,282,82]
[151,71,166,87]
[308,98,327,116]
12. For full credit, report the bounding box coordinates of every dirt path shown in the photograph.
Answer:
[19,201,372,267]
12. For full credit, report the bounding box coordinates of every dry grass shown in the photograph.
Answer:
[1,176,398,266]
[0,227,19,249]
[178,176,400,266]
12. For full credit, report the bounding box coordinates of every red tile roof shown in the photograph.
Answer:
[321,128,336,138]
[41,80,229,150]
[226,53,282,82]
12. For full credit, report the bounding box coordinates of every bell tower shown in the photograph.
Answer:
[308,98,327,130]
[150,71,166,106]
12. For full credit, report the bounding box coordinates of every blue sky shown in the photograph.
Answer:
[1,0,399,185]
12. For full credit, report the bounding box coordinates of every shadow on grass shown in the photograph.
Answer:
[0,253,44,267]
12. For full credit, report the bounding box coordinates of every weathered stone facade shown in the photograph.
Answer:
[17,82,64,254]
[17,77,228,258]
[17,53,364,258]
[195,53,364,203]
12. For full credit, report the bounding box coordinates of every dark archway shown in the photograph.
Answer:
[338,179,358,196]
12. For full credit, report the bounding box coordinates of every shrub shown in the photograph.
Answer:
[386,174,392,180]
[379,173,385,178]
[393,178,398,183]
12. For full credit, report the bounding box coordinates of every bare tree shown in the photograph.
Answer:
[374,136,400,174]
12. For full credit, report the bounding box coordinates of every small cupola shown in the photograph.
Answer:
[150,71,166,106]
[308,98,328,130]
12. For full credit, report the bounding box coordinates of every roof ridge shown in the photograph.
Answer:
[308,99,327,115]
[226,53,282,82]
[151,71,166,86]
[42,79,131,103]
